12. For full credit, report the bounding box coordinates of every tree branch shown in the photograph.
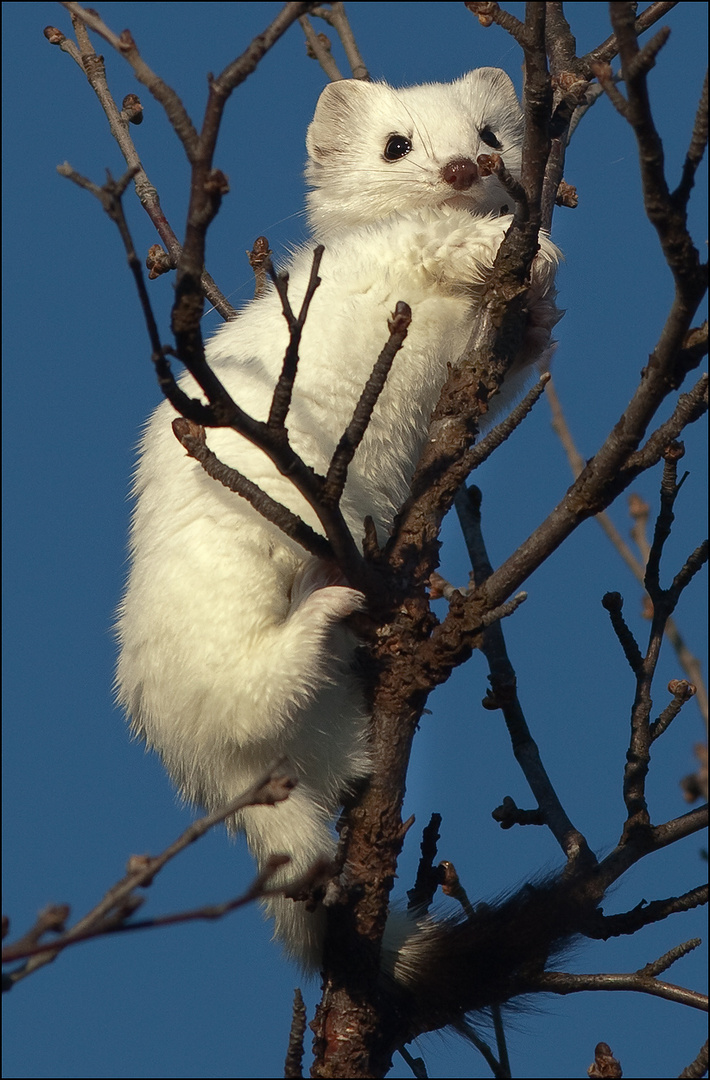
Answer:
[3,761,297,982]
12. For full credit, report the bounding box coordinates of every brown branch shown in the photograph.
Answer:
[62,2,201,157]
[4,855,333,968]
[464,373,551,473]
[580,2,679,75]
[284,988,307,1079]
[645,445,688,598]
[49,8,236,318]
[651,803,710,851]
[57,163,164,356]
[588,1042,623,1079]
[597,803,709,889]
[55,162,236,429]
[3,761,297,980]
[544,3,577,72]
[456,1020,508,1079]
[397,1045,429,1079]
[651,680,698,741]
[623,373,708,475]
[406,814,443,915]
[680,1040,710,1079]
[61,161,371,588]
[491,796,545,829]
[465,3,527,45]
[422,358,707,687]
[671,541,709,603]
[674,71,708,209]
[591,60,629,117]
[614,444,709,828]
[172,419,332,560]
[602,591,645,675]
[248,235,271,299]
[482,592,528,626]
[588,884,708,939]
[607,4,707,299]
[299,15,343,82]
[450,484,593,866]
[548,377,708,727]
[310,3,369,80]
[477,152,529,221]
[642,937,703,977]
[538,967,707,1012]
[323,302,412,507]
[268,247,325,429]
[420,360,706,692]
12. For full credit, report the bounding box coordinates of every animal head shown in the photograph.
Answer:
[305,69,524,235]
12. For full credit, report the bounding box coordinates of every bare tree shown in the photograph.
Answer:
[3,3,707,1078]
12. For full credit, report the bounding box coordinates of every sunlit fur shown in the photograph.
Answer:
[116,69,561,974]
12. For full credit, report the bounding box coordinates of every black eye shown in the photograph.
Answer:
[479,126,503,151]
[383,135,412,161]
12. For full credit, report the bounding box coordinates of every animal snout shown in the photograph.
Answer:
[441,158,479,191]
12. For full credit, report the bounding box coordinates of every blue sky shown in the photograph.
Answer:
[2,3,707,1078]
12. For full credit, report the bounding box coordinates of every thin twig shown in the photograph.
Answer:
[397,1045,429,1079]
[299,15,343,81]
[580,2,679,74]
[172,419,332,560]
[491,1005,512,1080]
[310,3,369,80]
[48,9,237,317]
[673,71,708,208]
[477,152,529,220]
[608,4,706,298]
[548,378,709,724]
[248,235,271,299]
[450,484,593,866]
[457,1019,508,1080]
[464,374,551,473]
[284,988,307,1079]
[597,803,709,889]
[679,1040,710,1079]
[538,969,707,1011]
[651,680,698,741]
[465,3,527,46]
[268,247,325,429]
[324,302,412,507]
[3,761,297,980]
[406,814,443,915]
[642,937,702,977]
[602,591,644,675]
[587,884,708,939]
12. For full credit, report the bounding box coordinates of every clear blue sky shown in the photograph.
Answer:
[2,3,707,1078]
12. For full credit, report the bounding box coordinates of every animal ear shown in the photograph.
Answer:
[458,68,523,145]
[464,67,520,113]
[471,67,522,111]
[306,80,377,162]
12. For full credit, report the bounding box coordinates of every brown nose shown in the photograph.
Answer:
[441,158,479,191]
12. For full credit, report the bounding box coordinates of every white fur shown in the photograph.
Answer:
[116,69,561,969]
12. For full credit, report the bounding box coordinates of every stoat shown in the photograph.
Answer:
[116,68,565,1022]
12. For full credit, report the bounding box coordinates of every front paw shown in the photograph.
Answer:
[290,557,365,623]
